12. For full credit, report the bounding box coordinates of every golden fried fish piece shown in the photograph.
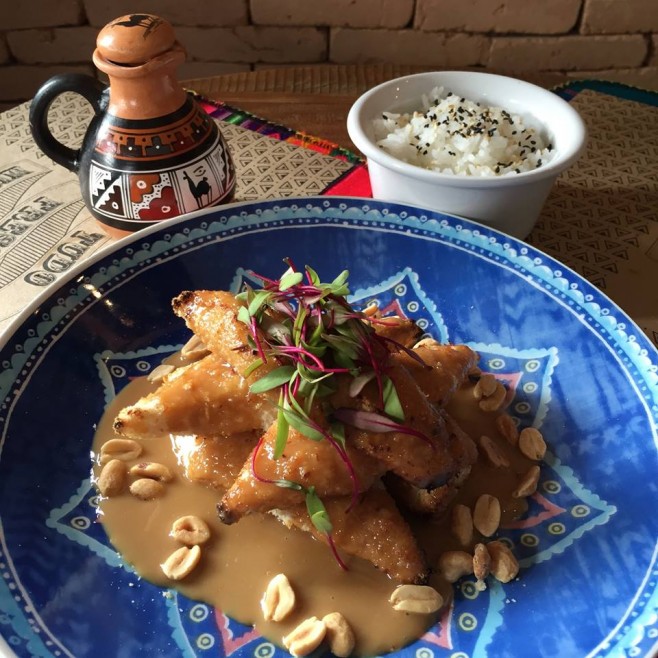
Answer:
[171,290,259,374]
[171,431,260,491]
[385,414,477,518]
[217,420,385,524]
[371,315,423,348]
[397,340,478,406]
[113,353,275,439]
[271,487,429,585]
[331,361,461,488]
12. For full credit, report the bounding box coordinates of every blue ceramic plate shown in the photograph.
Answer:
[0,197,656,658]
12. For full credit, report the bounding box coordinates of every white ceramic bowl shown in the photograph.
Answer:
[347,71,587,239]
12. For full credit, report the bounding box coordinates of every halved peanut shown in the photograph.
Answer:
[160,544,201,580]
[147,363,176,384]
[282,617,326,657]
[473,373,497,399]
[519,427,547,461]
[130,461,173,482]
[473,543,491,581]
[322,612,355,658]
[100,438,142,464]
[496,413,519,445]
[478,435,510,468]
[479,382,507,412]
[129,478,165,500]
[513,465,541,498]
[170,515,211,546]
[487,541,520,583]
[438,551,473,583]
[389,584,443,614]
[261,573,296,622]
[181,334,210,361]
[97,459,127,497]
[451,504,473,547]
[473,494,501,537]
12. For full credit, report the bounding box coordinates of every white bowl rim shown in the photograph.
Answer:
[346,70,587,189]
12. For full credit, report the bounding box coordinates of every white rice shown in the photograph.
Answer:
[373,87,554,177]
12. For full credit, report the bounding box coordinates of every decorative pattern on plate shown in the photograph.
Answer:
[0,198,656,658]
[41,270,613,658]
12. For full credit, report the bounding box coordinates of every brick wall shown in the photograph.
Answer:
[1,0,657,108]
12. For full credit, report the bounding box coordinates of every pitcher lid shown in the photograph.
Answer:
[96,14,176,65]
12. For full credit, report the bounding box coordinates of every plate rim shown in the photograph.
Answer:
[0,195,657,658]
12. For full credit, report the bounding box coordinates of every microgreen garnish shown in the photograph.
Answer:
[239,259,430,568]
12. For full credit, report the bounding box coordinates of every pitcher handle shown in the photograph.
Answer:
[29,73,107,173]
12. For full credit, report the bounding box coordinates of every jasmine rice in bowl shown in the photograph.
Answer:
[372,87,554,177]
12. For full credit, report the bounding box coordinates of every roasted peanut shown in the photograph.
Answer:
[487,541,520,583]
[129,478,165,500]
[282,617,327,657]
[496,413,519,445]
[473,543,491,581]
[513,465,541,498]
[478,435,510,468]
[160,545,201,580]
[322,612,355,658]
[479,382,507,412]
[519,427,547,461]
[473,373,497,399]
[170,515,211,546]
[438,551,473,583]
[100,438,142,464]
[451,504,473,546]
[389,584,443,614]
[261,573,296,622]
[473,494,501,537]
[130,461,173,482]
[147,363,176,384]
[97,459,127,497]
[181,334,210,361]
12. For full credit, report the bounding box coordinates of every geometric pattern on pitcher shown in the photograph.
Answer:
[89,134,236,222]
[94,102,216,162]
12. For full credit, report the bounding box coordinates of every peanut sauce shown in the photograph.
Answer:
[92,374,531,656]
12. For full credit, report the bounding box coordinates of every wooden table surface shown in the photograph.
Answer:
[183,65,569,153]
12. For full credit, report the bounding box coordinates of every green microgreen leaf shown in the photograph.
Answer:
[305,265,320,286]
[282,407,325,441]
[273,479,303,491]
[248,289,273,316]
[383,376,405,421]
[330,421,346,450]
[237,305,251,326]
[280,270,304,290]
[306,487,333,534]
[331,269,349,290]
[274,391,289,459]
[292,307,308,345]
[250,365,296,394]
[242,357,264,379]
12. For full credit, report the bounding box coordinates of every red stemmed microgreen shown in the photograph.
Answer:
[237,260,429,566]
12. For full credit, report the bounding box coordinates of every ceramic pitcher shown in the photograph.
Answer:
[29,14,236,238]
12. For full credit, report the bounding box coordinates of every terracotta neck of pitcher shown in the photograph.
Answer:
[93,14,187,120]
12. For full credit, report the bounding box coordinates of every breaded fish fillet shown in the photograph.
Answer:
[171,431,260,491]
[385,414,477,518]
[271,487,429,585]
[397,340,478,406]
[331,362,460,488]
[171,290,260,374]
[217,420,385,523]
[371,316,423,348]
[114,353,275,439]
